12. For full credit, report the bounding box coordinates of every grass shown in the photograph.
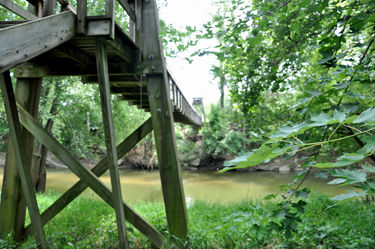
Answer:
[1,191,375,248]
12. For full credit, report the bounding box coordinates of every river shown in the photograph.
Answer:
[0,167,354,204]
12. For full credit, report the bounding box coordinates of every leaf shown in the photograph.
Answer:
[223,152,251,166]
[354,108,375,124]
[314,172,329,179]
[362,164,375,174]
[329,169,367,184]
[332,153,365,167]
[330,190,368,201]
[306,90,322,97]
[327,178,346,185]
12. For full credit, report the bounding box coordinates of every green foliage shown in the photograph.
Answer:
[202,103,249,156]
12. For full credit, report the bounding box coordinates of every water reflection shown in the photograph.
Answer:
[0,167,354,204]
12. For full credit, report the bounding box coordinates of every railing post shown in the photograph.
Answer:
[77,0,87,34]
[105,0,115,39]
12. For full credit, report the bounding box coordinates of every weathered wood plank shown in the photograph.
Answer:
[0,0,38,20]
[54,43,94,64]
[81,75,145,84]
[110,86,147,94]
[17,106,173,248]
[0,77,42,241]
[60,1,77,14]
[42,0,55,17]
[87,17,111,36]
[105,25,137,62]
[0,20,29,29]
[141,0,188,244]
[117,0,136,22]
[105,0,115,39]
[96,38,129,249]
[0,72,46,247]
[0,11,76,74]
[14,61,163,77]
[76,0,86,33]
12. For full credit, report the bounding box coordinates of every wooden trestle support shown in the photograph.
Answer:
[0,0,202,248]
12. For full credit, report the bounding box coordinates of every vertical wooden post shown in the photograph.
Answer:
[77,0,87,34]
[141,0,188,243]
[0,72,46,247]
[0,78,42,241]
[105,0,115,39]
[95,38,129,249]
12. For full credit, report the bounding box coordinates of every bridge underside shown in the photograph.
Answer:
[0,0,202,248]
[1,14,201,126]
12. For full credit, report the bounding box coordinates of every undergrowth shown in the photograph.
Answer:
[1,191,375,248]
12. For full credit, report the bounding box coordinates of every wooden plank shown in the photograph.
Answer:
[82,75,145,84]
[0,11,76,74]
[141,0,188,244]
[54,43,94,65]
[16,106,173,248]
[96,38,129,249]
[42,0,55,17]
[110,86,147,94]
[87,17,111,36]
[14,61,163,77]
[105,0,115,39]
[0,72,46,247]
[0,0,38,20]
[105,26,137,62]
[60,2,77,14]
[0,78,42,241]
[0,20,29,28]
[117,0,136,22]
[76,0,86,33]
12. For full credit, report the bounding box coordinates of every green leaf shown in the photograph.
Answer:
[354,108,375,125]
[330,190,368,201]
[362,164,375,174]
[329,169,367,184]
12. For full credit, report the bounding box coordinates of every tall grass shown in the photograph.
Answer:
[1,191,375,248]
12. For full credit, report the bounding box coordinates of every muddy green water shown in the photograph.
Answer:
[0,168,354,204]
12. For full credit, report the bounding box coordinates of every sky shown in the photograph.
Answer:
[157,0,221,104]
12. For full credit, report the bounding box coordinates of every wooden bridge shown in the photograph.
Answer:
[0,0,203,248]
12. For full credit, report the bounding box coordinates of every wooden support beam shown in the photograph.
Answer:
[77,0,87,33]
[117,0,136,22]
[96,38,129,249]
[141,0,188,243]
[105,0,115,39]
[82,75,145,84]
[0,0,38,20]
[86,16,112,36]
[104,24,138,63]
[0,72,46,247]
[16,106,174,248]
[42,0,55,17]
[0,20,29,28]
[117,94,149,101]
[54,43,94,65]
[0,78,42,241]
[22,118,169,248]
[0,11,76,74]
[14,61,163,78]
[60,1,77,14]
[110,86,147,94]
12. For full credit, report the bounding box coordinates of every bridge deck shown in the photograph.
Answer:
[0,15,202,126]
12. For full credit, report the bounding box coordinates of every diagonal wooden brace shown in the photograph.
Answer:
[0,72,46,248]
[17,105,174,248]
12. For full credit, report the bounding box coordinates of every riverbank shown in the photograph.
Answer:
[1,191,375,248]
